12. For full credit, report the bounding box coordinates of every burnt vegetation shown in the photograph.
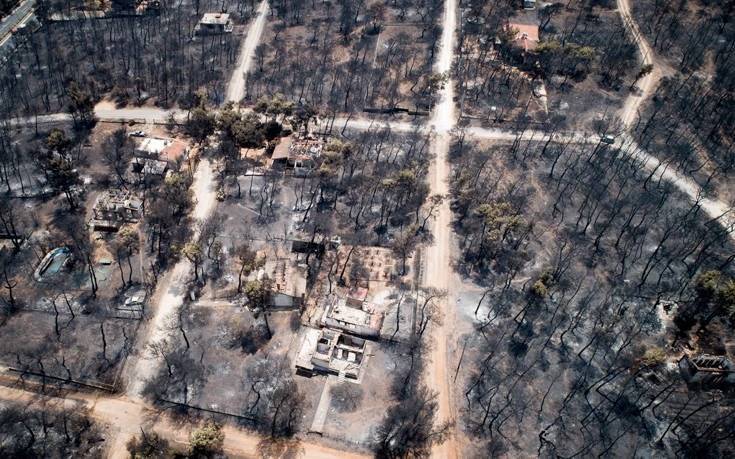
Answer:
[456,0,639,128]
[0,0,251,118]
[632,0,735,197]
[450,132,735,456]
[0,402,105,457]
[248,0,444,114]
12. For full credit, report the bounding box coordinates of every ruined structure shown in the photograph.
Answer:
[679,354,735,386]
[295,328,367,380]
[263,250,307,309]
[89,190,143,231]
[271,135,323,175]
[320,295,384,339]
[195,13,234,35]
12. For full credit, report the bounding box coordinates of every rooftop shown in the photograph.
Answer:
[200,13,232,25]
[131,157,168,176]
[136,137,188,162]
[330,300,374,326]
[507,21,539,51]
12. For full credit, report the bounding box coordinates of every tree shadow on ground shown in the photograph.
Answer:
[257,437,304,459]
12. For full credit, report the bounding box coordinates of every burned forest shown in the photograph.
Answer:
[0,0,733,457]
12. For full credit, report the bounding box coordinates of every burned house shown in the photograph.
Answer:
[89,190,143,231]
[506,21,539,53]
[130,137,188,180]
[195,13,234,35]
[130,157,168,178]
[295,327,368,380]
[271,136,323,176]
[291,239,326,259]
[320,294,384,339]
[251,241,310,309]
[263,255,306,309]
[135,137,188,163]
[679,354,735,386]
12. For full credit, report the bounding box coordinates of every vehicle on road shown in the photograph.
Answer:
[601,134,616,145]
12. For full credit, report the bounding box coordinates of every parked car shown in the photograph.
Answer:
[601,134,616,145]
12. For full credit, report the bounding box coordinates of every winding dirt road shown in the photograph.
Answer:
[615,0,733,236]
[616,0,664,128]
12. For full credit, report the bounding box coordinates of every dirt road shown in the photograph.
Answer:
[615,0,734,237]
[225,0,269,103]
[126,158,217,399]
[424,0,459,457]
[0,384,366,459]
[624,138,734,234]
[616,0,670,129]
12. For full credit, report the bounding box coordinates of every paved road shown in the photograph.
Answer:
[0,0,33,45]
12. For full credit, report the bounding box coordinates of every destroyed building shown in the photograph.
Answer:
[271,136,323,176]
[295,328,368,380]
[320,294,384,339]
[195,13,234,35]
[130,157,168,178]
[250,240,311,309]
[129,137,188,180]
[89,190,143,231]
[679,354,735,386]
[263,254,306,309]
[135,137,188,163]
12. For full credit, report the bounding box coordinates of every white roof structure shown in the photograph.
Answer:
[200,13,232,25]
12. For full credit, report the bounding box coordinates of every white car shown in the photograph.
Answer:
[601,135,616,145]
